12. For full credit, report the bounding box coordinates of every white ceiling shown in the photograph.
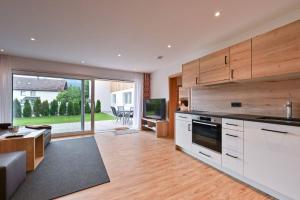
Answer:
[0,0,300,73]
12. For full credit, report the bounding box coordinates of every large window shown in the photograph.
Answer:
[111,94,116,104]
[123,92,132,104]
[12,74,91,135]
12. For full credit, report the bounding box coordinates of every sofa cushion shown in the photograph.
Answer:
[0,151,26,200]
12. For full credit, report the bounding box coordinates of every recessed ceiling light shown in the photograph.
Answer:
[0,49,4,52]
[167,44,172,48]
[81,60,85,64]
[118,54,121,57]
[30,37,36,41]
[214,11,220,17]
[157,56,163,59]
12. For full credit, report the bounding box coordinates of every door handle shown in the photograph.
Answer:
[225,133,238,138]
[231,69,234,79]
[178,116,187,119]
[226,153,238,159]
[199,151,211,158]
[226,123,238,126]
[193,121,218,127]
[261,128,288,134]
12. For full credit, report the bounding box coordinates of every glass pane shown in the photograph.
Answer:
[12,74,83,135]
[84,80,92,131]
[94,79,135,131]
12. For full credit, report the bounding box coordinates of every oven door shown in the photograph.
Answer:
[192,120,222,153]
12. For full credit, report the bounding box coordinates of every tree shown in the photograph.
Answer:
[85,102,91,113]
[33,98,42,117]
[59,101,67,116]
[41,100,50,116]
[50,100,58,116]
[95,100,101,113]
[13,99,22,118]
[74,102,81,115]
[57,86,81,103]
[23,100,32,117]
[67,102,74,115]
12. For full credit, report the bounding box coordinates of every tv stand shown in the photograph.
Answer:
[141,118,168,137]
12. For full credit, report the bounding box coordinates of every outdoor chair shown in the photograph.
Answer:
[111,106,123,123]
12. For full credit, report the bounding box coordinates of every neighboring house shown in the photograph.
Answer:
[111,88,134,110]
[94,80,135,112]
[13,76,67,104]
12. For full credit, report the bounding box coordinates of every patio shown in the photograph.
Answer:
[51,120,132,134]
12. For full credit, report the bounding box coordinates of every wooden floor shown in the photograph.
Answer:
[58,131,272,200]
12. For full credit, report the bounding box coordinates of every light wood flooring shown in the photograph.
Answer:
[58,131,272,200]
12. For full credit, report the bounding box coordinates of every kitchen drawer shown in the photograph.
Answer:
[175,113,192,121]
[222,129,244,153]
[222,148,244,175]
[192,143,221,166]
[222,118,244,132]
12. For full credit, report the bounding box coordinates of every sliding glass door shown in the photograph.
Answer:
[93,79,135,132]
[12,73,92,136]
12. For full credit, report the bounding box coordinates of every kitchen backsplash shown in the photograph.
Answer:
[191,78,300,118]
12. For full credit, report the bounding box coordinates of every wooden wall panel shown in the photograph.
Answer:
[143,73,151,99]
[191,79,300,118]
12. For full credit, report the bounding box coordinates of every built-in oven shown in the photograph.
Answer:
[192,115,222,153]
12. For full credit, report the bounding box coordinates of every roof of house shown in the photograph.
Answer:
[13,77,67,92]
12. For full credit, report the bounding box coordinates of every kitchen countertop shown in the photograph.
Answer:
[176,110,300,127]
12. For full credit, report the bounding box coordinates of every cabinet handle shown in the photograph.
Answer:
[226,123,238,126]
[178,116,187,119]
[231,69,234,79]
[188,124,191,131]
[225,56,228,64]
[225,133,238,138]
[195,77,198,84]
[261,128,288,134]
[226,153,238,159]
[199,151,211,158]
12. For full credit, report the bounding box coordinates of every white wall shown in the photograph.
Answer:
[151,9,300,101]
[94,80,112,112]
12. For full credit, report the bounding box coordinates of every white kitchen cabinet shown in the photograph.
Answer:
[222,148,244,175]
[192,143,222,166]
[222,118,244,132]
[175,114,192,152]
[222,118,244,175]
[222,128,244,153]
[244,121,300,200]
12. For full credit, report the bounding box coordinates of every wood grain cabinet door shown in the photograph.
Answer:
[229,39,252,81]
[182,59,200,88]
[199,48,230,85]
[252,20,300,78]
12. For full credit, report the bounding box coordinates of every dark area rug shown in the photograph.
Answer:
[12,137,110,200]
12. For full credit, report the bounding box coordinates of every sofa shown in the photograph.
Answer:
[0,151,26,200]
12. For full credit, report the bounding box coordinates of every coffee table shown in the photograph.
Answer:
[0,129,45,171]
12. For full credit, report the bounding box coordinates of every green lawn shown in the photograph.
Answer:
[14,112,114,126]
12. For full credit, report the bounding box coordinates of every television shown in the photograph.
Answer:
[143,98,166,120]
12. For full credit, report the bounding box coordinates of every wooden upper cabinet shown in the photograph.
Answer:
[229,39,252,81]
[199,48,230,85]
[252,20,300,78]
[182,59,200,88]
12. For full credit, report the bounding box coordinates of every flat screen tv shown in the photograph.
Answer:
[143,98,166,120]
